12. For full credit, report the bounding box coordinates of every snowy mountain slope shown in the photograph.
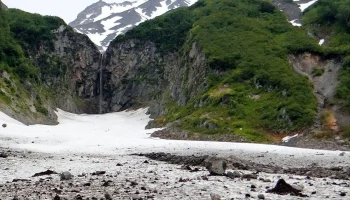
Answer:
[273,0,319,26]
[69,0,197,51]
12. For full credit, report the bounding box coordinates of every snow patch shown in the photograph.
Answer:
[319,39,325,46]
[282,134,299,142]
[299,0,318,12]
[290,19,302,27]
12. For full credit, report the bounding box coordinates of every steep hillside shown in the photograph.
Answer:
[0,7,101,124]
[301,0,350,137]
[69,0,197,51]
[104,0,321,142]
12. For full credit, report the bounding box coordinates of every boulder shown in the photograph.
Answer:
[206,159,227,175]
[226,171,241,179]
[210,193,221,200]
[267,179,308,197]
[60,171,73,180]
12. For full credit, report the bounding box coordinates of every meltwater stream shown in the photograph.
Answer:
[99,53,104,114]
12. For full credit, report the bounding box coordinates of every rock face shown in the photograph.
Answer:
[289,53,350,128]
[0,0,7,10]
[27,25,101,114]
[103,40,208,116]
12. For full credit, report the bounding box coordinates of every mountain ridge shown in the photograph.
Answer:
[69,0,197,51]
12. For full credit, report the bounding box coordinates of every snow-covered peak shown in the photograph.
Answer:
[69,0,197,51]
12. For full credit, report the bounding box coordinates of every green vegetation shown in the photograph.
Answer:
[303,0,350,109]
[312,67,325,77]
[6,9,65,52]
[114,0,319,142]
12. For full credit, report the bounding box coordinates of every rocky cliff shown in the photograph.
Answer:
[0,9,101,125]
[0,0,7,10]
[30,25,101,114]
[103,39,207,117]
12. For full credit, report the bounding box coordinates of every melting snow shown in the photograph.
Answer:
[0,108,349,169]
[290,19,302,27]
[282,134,299,142]
[319,39,325,46]
[298,0,318,12]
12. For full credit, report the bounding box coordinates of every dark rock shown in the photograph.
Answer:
[242,174,258,179]
[53,195,61,200]
[258,194,265,199]
[2,124,7,128]
[60,171,73,180]
[12,179,30,182]
[116,163,123,166]
[340,192,346,196]
[32,170,58,177]
[130,181,138,186]
[210,193,221,200]
[267,179,308,197]
[245,194,251,198]
[92,171,106,175]
[144,160,149,164]
[311,191,316,195]
[206,159,227,176]
[226,171,241,179]
[83,182,91,187]
[105,192,112,200]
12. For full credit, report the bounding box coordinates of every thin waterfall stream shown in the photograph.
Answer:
[99,53,104,114]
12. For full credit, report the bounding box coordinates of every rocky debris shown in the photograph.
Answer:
[267,179,308,197]
[226,171,241,179]
[206,159,227,176]
[60,171,73,180]
[210,193,221,200]
[92,171,106,175]
[0,152,8,158]
[242,173,258,179]
[139,152,350,180]
[32,170,58,177]
[105,192,112,200]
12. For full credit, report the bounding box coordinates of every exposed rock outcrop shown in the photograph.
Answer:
[289,53,350,129]
[28,25,101,114]
[103,39,208,117]
[0,0,7,10]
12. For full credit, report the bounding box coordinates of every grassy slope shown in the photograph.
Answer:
[0,8,65,118]
[302,0,350,108]
[113,0,321,142]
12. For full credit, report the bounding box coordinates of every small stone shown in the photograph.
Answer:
[245,194,251,198]
[340,192,346,196]
[2,124,7,128]
[105,192,112,200]
[226,171,241,179]
[311,191,316,195]
[210,193,221,200]
[258,194,265,199]
[53,195,61,200]
[339,152,345,156]
[60,172,73,180]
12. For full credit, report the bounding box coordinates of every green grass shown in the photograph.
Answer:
[111,0,320,142]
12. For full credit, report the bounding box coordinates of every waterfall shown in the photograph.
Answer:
[99,53,104,114]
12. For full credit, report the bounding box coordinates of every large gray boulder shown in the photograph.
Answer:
[205,159,227,176]
[60,171,73,180]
